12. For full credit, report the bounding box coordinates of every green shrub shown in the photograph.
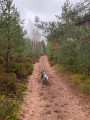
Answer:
[0,73,17,94]
[54,64,68,74]
[24,61,33,75]
[16,83,27,100]
[80,83,90,95]
[70,74,90,94]
[9,61,33,79]
[70,74,87,84]
[49,60,56,67]
[25,58,38,64]
[0,95,19,120]
[0,58,34,120]
[15,63,28,78]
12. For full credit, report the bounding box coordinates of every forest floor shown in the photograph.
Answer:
[19,55,90,120]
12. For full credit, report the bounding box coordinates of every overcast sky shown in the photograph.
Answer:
[13,0,81,37]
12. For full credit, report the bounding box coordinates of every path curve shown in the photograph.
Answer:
[19,55,90,120]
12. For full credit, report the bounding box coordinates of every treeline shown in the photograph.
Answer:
[27,38,46,58]
[0,0,45,119]
[35,0,90,94]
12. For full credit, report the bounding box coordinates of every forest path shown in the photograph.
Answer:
[19,55,90,120]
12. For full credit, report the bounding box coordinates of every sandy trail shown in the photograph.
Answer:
[19,55,90,120]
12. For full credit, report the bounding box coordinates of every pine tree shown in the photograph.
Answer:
[0,0,26,72]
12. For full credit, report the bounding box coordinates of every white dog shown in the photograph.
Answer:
[41,71,48,84]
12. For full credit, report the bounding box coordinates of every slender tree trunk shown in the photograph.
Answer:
[5,50,9,73]
[5,7,10,73]
[5,28,10,72]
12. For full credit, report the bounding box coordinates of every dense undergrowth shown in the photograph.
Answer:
[0,58,37,120]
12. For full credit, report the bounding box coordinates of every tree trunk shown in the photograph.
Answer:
[5,7,10,73]
[5,36,10,72]
[5,50,9,73]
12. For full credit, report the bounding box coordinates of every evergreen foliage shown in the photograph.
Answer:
[0,0,45,119]
[35,0,90,94]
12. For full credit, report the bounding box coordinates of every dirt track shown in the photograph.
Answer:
[19,55,90,120]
